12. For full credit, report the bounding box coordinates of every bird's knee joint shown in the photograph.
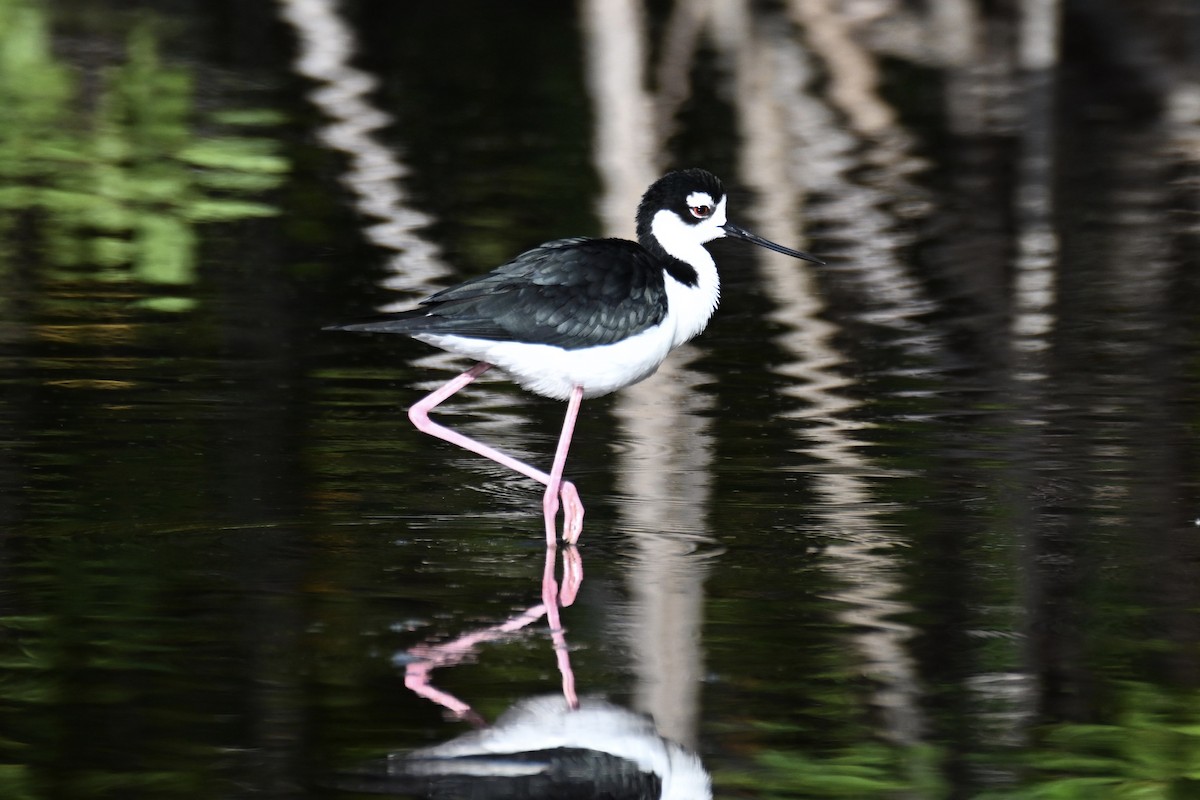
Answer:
[408,404,429,427]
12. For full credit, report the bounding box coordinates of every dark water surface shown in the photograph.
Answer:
[2,1,1199,797]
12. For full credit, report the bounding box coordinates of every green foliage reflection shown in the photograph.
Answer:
[719,682,1200,798]
[980,682,1200,799]
[0,765,35,800]
[0,0,287,312]
[719,726,946,798]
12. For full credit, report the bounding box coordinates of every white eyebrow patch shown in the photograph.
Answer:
[685,191,715,208]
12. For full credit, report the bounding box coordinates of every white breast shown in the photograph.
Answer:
[648,206,723,348]
[416,322,678,400]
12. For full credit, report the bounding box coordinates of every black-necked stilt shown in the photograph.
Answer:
[334,694,712,800]
[330,169,822,543]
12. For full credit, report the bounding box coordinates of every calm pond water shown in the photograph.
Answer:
[2,1,1199,798]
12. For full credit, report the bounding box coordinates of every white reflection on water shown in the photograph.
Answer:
[722,3,928,745]
[582,0,719,752]
[278,0,450,299]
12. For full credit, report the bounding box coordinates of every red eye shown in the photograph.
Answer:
[690,205,712,219]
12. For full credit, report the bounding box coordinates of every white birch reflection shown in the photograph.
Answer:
[582,0,714,750]
[716,1,927,746]
[278,0,449,299]
[282,0,547,501]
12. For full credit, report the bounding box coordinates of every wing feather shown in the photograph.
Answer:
[335,238,668,349]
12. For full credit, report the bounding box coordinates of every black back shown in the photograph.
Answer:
[335,237,669,350]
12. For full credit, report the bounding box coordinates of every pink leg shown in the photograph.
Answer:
[542,385,586,546]
[408,363,585,543]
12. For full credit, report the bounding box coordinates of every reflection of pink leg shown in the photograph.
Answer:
[403,661,484,726]
[404,604,547,725]
[403,545,584,719]
[540,542,582,608]
[409,363,585,543]
[559,545,583,607]
[542,545,579,710]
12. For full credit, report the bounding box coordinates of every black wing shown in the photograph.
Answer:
[331,238,668,350]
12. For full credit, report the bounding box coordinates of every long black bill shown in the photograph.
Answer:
[722,222,824,264]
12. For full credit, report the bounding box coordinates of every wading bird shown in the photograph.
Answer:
[330,169,821,543]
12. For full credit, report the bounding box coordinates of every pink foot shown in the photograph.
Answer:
[560,481,585,544]
[542,481,585,546]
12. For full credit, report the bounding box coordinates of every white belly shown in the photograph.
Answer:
[416,323,678,401]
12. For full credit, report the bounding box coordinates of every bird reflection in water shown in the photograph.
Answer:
[338,695,712,800]
[336,546,711,799]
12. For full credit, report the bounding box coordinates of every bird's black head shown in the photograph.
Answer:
[635,169,727,245]
[636,169,824,265]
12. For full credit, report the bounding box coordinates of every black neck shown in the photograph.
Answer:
[639,232,700,288]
